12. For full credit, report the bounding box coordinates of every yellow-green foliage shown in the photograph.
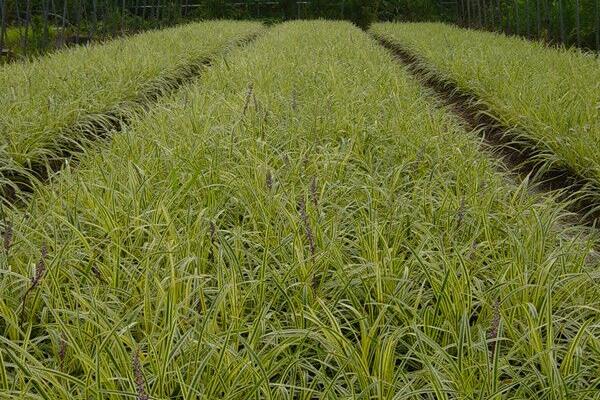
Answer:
[0,20,263,188]
[0,21,598,399]
[371,22,600,183]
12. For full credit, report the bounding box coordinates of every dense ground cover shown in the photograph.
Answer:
[0,20,263,200]
[370,22,600,189]
[0,20,599,398]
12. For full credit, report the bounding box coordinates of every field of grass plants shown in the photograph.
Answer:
[1,20,600,399]
[0,20,262,201]
[370,22,600,195]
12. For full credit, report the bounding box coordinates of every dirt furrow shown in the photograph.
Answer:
[374,34,600,228]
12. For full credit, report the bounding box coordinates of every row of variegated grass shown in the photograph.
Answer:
[370,23,600,187]
[0,20,264,201]
[0,21,599,399]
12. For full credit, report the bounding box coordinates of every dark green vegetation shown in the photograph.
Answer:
[1,21,599,398]
[2,0,597,61]
[455,0,600,50]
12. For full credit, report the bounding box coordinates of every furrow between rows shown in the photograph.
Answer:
[374,34,600,228]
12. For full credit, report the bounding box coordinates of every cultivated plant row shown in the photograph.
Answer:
[371,22,600,195]
[0,21,598,398]
[0,20,264,201]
